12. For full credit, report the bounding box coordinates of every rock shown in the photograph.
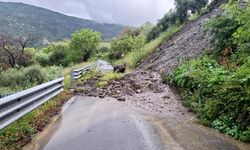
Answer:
[114,64,126,73]
[117,97,126,101]
[162,95,170,99]
[70,89,75,93]
[98,94,105,98]
[136,90,142,93]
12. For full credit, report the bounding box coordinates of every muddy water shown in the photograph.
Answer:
[24,96,250,150]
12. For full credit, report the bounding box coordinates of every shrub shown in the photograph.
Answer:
[109,35,144,59]
[48,46,68,66]
[117,26,180,69]
[24,66,46,84]
[69,29,101,62]
[34,52,50,67]
[0,65,62,94]
[171,56,250,142]
[204,16,239,56]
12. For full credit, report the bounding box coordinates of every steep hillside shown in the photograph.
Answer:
[0,2,124,47]
[139,5,223,74]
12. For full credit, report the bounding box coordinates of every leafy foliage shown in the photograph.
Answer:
[69,29,101,62]
[170,56,250,142]
[0,65,62,94]
[109,34,144,59]
[116,26,180,69]
[147,0,208,41]
[205,0,250,57]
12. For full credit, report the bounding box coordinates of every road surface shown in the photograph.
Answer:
[25,96,249,150]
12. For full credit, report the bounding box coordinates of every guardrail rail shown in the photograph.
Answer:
[0,77,64,130]
[71,62,98,80]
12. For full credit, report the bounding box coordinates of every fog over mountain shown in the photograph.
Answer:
[1,0,175,26]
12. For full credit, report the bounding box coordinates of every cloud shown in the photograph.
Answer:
[1,0,175,26]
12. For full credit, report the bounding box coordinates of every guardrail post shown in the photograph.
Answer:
[70,64,74,81]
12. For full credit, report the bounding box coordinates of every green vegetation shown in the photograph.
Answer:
[109,34,145,60]
[0,2,124,47]
[165,1,250,142]
[0,65,62,94]
[116,26,180,69]
[70,29,101,62]
[97,72,122,87]
[147,0,208,41]
[0,90,73,150]
[34,29,101,67]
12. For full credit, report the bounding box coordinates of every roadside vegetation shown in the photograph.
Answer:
[0,90,73,150]
[164,1,250,142]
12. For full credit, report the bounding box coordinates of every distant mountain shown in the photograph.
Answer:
[0,2,125,47]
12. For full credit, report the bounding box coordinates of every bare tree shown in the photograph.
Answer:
[0,34,32,68]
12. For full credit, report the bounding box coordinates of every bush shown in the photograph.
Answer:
[69,29,101,62]
[204,16,239,56]
[170,56,250,142]
[0,65,62,94]
[109,35,144,59]
[23,66,46,84]
[34,52,50,67]
[204,1,250,58]
[116,26,180,69]
[48,45,69,66]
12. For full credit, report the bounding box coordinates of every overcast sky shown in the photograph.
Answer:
[1,0,175,26]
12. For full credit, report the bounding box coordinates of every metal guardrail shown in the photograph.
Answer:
[71,62,98,80]
[70,60,114,80]
[0,93,15,99]
[0,77,64,130]
[71,65,91,80]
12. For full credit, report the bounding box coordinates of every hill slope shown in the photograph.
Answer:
[0,2,124,47]
[139,5,223,74]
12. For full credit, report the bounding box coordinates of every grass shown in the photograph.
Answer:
[97,72,122,87]
[188,13,200,21]
[99,42,111,48]
[0,90,73,150]
[115,25,181,69]
[79,70,100,82]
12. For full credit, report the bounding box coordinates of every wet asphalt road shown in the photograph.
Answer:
[25,96,249,150]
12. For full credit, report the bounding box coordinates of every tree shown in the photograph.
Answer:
[0,34,32,68]
[147,0,208,41]
[110,35,145,59]
[69,29,101,62]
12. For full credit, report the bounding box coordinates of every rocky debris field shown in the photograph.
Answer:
[75,70,191,119]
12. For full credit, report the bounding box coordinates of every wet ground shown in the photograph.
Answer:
[25,96,249,150]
